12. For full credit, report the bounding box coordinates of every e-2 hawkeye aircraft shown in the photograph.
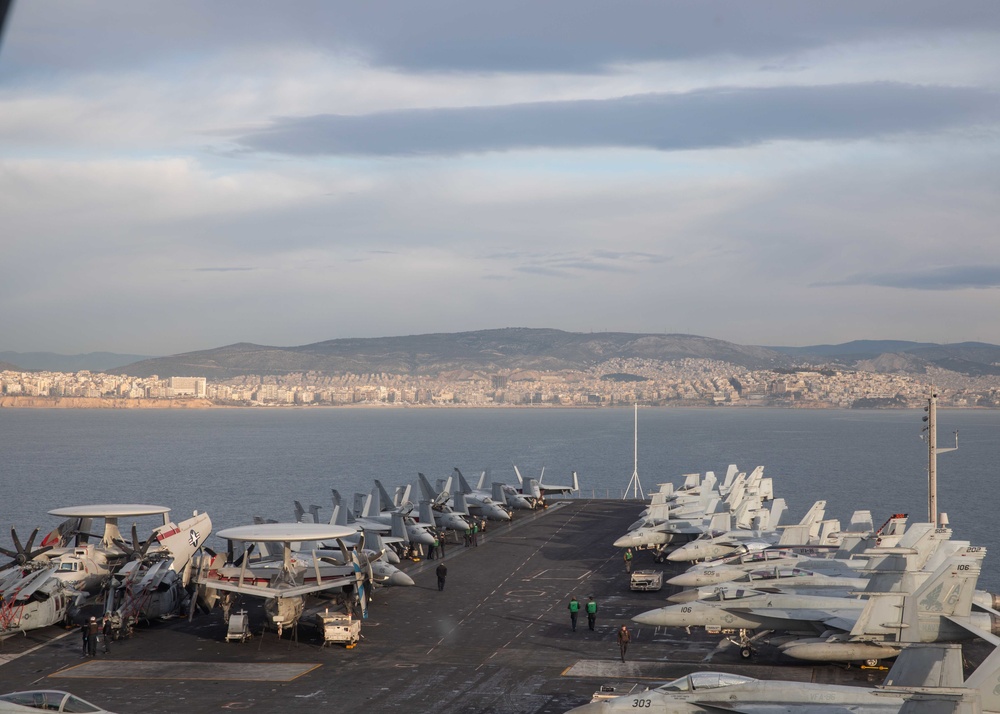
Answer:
[103,509,212,635]
[1,505,193,637]
[192,522,367,638]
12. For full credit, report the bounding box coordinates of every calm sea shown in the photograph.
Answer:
[1,407,997,589]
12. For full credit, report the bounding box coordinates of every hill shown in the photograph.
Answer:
[113,329,793,379]
[769,340,1000,377]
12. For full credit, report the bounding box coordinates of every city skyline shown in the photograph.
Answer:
[2,3,999,355]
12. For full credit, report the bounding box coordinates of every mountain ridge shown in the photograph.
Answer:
[6,330,1000,379]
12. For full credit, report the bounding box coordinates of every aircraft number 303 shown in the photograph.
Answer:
[632,700,653,708]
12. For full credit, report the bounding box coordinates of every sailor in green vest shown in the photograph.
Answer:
[586,595,597,631]
[567,596,580,631]
[624,547,633,573]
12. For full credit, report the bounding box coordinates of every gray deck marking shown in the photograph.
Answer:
[532,568,593,581]
[0,630,74,667]
[50,660,321,681]
[427,503,588,658]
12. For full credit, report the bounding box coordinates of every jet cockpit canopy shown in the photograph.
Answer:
[655,672,755,692]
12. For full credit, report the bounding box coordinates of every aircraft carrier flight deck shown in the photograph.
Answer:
[0,501,921,714]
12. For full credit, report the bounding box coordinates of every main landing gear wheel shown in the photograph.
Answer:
[740,647,753,659]
[865,658,880,667]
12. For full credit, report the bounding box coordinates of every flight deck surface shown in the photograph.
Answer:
[0,501,903,713]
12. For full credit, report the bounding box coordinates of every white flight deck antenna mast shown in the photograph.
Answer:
[922,393,958,527]
[623,403,644,500]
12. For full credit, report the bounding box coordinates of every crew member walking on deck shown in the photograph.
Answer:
[586,596,597,631]
[80,620,89,657]
[436,562,448,591]
[102,615,112,653]
[624,548,633,574]
[87,616,99,656]
[568,596,580,631]
[618,624,631,662]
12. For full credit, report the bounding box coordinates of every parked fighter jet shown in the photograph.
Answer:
[290,504,412,587]
[565,641,999,714]
[478,470,534,511]
[665,499,854,563]
[667,567,871,603]
[192,522,366,638]
[667,514,910,588]
[415,473,474,532]
[513,465,580,502]
[634,551,997,664]
[452,469,512,521]
[340,489,437,548]
[305,534,414,588]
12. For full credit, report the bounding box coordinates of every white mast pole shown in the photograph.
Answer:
[623,403,644,500]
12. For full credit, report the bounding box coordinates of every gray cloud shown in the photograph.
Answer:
[822,266,1000,290]
[235,83,1000,157]
[5,1,1000,76]
[192,266,256,272]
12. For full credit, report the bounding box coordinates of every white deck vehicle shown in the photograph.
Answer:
[629,569,663,591]
[316,610,361,647]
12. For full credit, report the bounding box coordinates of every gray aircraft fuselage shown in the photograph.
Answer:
[566,673,906,714]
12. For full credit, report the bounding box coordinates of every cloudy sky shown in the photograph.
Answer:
[2,1,999,356]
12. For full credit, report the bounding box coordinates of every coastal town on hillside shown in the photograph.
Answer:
[3,358,1000,408]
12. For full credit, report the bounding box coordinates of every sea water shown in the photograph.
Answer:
[1,407,997,589]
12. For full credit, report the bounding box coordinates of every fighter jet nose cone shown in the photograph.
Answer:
[613,535,635,548]
[666,573,696,587]
[631,609,663,626]
[666,549,689,562]
[667,589,700,604]
[390,572,415,587]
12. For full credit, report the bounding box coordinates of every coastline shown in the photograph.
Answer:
[0,396,216,409]
[0,396,990,410]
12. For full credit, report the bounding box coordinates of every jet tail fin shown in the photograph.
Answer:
[708,511,731,532]
[768,497,787,529]
[331,490,352,526]
[155,511,212,572]
[418,500,436,527]
[373,481,393,513]
[902,551,985,633]
[390,512,410,543]
[454,468,473,494]
[721,464,738,492]
[417,473,437,501]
